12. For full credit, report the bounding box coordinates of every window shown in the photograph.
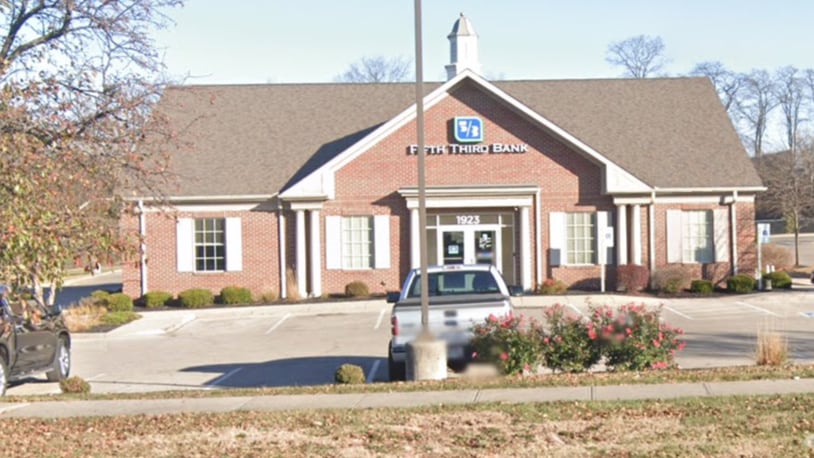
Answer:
[342,216,373,269]
[566,212,596,264]
[195,218,226,271]
[682,210,713,263]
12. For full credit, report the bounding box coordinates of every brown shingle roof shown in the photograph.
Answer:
[156,76,762,198]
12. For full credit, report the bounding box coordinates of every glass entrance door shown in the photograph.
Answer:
[439,228,500,269]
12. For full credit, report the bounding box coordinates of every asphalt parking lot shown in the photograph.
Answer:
[6,283,814,396]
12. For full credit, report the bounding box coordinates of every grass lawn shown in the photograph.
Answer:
[0,394,812,456]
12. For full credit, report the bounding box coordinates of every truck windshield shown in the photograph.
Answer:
[406,271,499,298]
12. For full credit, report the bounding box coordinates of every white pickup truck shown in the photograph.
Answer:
[386,264,520,381]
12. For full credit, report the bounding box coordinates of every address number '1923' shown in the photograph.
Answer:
[456,215,480,225]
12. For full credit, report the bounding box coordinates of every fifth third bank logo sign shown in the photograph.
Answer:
[454,116,484,143]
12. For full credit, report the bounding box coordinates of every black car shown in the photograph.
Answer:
[0,285,71,395]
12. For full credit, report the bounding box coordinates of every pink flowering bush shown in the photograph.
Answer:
[538,304,602,373]
[589,304,685,371]
[471,313,541,375]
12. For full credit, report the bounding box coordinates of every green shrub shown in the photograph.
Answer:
[537,278,567,294]
[59,376,91,394]
[334,364,366,384]
[178,288,214,308]
[219,286,253,305]
[615,265,649,292]
[690,279,714,294]
[89,290,110,306]
[539,305,601,373]
[589,304,685,371]
[106,293,133,312]
[762,271,792,289]
[726,274,756,293]
[651,266,692,294]
[143,291,173,308]
[344,281,369,297]
[101,311,140,326]
[472,313,541,375]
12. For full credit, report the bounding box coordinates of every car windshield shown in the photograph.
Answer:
[406,271,499,298]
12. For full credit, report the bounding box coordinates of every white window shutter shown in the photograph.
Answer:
[176,218,194,272]
[713,208,730,262]
[596,211,609,265]
[225,217,243,271]
[374,215,391,269]
[325,216,341,269]
[666,210,682,263]
[549,212,566,266]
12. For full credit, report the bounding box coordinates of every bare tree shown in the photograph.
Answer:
[605,35,669,78]
[774,66,807,156]
[335,56,413,83]
[690,61,742,114]
[737,70,778,157]
[754,140,814,266]
[0,0,183,307]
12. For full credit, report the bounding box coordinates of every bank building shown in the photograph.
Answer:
[122,14,764,299]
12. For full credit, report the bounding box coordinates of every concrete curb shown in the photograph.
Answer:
[1,378,812,418]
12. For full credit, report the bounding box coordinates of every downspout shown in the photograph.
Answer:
[730,191,738,274]
[535,188,542,287]
[649,191,656,274]
[138,200,147,296]
[278,209,287,299]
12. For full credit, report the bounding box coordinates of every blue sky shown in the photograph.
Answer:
[154,1,813,85]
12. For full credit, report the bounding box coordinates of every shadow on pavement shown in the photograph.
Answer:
[682,330,814,360]
[183,356,390,388]
[55,282,122,307]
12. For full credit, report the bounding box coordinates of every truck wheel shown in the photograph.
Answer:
[46,338,70,382]
[388,348,405,382]
[0,354,7,396]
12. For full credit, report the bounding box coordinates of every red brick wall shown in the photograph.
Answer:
[122,208,279,299]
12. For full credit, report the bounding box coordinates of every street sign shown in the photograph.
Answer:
[757,223,771,244]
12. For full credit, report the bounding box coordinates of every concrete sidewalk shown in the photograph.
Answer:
[0,377,811,418]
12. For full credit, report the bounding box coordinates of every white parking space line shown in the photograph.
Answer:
[264,313,291,335]
[735,301,781,317]
[366,360,380,383]
[663,305,694,320]
[207,368,243,388]
[374,309,387,330]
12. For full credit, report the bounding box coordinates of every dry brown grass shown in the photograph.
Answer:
[755,328,789,366]
[761,243,793,270]
[62,300,107,332]
[285,267,301,301]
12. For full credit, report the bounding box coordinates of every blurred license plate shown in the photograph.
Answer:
[447,346,464,359]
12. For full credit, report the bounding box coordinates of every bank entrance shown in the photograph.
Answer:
[425,213,515,284]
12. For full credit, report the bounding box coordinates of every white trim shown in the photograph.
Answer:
[549,212,566,267]
[654,186,766,193]
[325,216,341,269]
[176,218,194,272]
[128,194,276,203]
[615,194,757,205]
[631,205,642,265]
[279,211,287,299]
[309,210,321,296]
[296,210,307,298]
[616,205,628,265]
[138,200,147,295]
[730,191,738,274]
[520,207,531,290]
[666,210,682,264]
[410,209,420,269]
[374,215,391,269]
[142,203,274,213]
[225,217,243,271]
[534,189,542,287]
[713,208,730,263]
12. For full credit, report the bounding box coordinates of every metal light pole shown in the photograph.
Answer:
[405,0,446,381]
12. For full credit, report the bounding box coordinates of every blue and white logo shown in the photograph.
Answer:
[453,116,484,143]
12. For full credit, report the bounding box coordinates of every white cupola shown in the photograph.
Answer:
[445,13,481,80]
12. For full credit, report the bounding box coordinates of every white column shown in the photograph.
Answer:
[616,204,628,265]
[296,209,307,298]
[278,211,287,299]
[631,204,642,265]
[137,200,147,296]
[309,209,321,297]
[410,208,420,269]
[730,192,738,274]
[520,206,531,290]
